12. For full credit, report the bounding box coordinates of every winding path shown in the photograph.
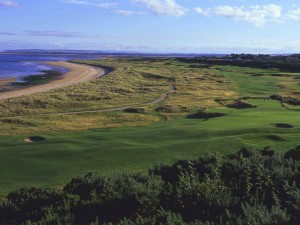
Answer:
[0,72,176,119]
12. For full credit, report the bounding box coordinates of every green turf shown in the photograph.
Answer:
[1,98,300,195]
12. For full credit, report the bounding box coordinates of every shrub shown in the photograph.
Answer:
[123,107,146,113]
[186,110,225,119]
[227,100,257,109]
[284,146,300,161]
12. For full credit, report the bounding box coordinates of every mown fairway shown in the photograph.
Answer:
[1,57,300,194]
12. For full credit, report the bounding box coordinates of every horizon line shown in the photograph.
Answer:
[1,49,300,56]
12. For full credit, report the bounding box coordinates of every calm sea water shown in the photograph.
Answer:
[0,53,102,80]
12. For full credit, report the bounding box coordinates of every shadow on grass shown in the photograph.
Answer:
[186,110,225,120]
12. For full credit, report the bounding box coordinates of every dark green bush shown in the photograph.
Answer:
[285,146,300,161]
[123,107,146,113]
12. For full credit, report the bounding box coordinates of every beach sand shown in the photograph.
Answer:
[0,61,105,100]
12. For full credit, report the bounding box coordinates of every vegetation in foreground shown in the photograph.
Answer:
[0,146,299,225]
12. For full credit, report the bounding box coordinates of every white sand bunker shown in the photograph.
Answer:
[24,136,46,143]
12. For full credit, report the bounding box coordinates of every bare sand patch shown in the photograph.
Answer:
[24,136,46,143]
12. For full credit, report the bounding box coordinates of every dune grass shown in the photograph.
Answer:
[0,58,229,117]
[1,57,300,194]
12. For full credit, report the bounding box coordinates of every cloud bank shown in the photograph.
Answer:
[24,31,83,38]
[288,8,300,20]
[64,0,300,25]
[195,4,282,27]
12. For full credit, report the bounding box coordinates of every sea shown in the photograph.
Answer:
[0,52,103,80]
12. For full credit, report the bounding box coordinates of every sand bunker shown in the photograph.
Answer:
[24,136,46,143]
[227,100,257,109]
[265,135,285,142]
[275,123,293,129]
[251,74,265,77]
[187,110,225,119]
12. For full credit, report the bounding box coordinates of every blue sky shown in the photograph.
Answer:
[0,0,300,53]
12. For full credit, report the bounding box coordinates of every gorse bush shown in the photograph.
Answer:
[0,147,300,225]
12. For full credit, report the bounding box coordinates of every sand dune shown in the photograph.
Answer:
[0,61,106,100]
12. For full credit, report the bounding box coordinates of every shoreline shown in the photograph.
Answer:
[0,77,17,92]
[0,61,107,100]
[0,77,17,84]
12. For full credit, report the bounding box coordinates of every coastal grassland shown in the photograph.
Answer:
[0,57,230,132]
[76,58,233,110]
[1,57,300,122]
[0,58,170,116]
[0,111,159,135]
[1,58,300,193]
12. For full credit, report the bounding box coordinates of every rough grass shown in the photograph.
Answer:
[0,112,159,135]
[0,58,230,133]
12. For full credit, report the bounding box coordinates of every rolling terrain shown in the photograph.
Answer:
[0,57,300,194]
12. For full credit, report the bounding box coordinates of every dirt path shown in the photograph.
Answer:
[1,84,176,119]
[57,84,176,115]
[0,61,108,100]
[146,84,175,105]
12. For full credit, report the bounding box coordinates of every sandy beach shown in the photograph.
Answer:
[0,61,106,100]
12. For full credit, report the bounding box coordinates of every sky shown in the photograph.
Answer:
[0,0,300,53]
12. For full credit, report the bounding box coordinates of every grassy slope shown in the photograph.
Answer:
[1,58,300,194]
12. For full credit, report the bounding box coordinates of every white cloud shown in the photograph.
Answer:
[114,10,145,16]
[287,8,300,20]
[67,0,145,15]
[195,7,209,16]
[96,3,117,9]
[132,0,186,17]
[0,0,19,7]
[195,4,282,27]
[66,0,87,4]
[66,0,117,9]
